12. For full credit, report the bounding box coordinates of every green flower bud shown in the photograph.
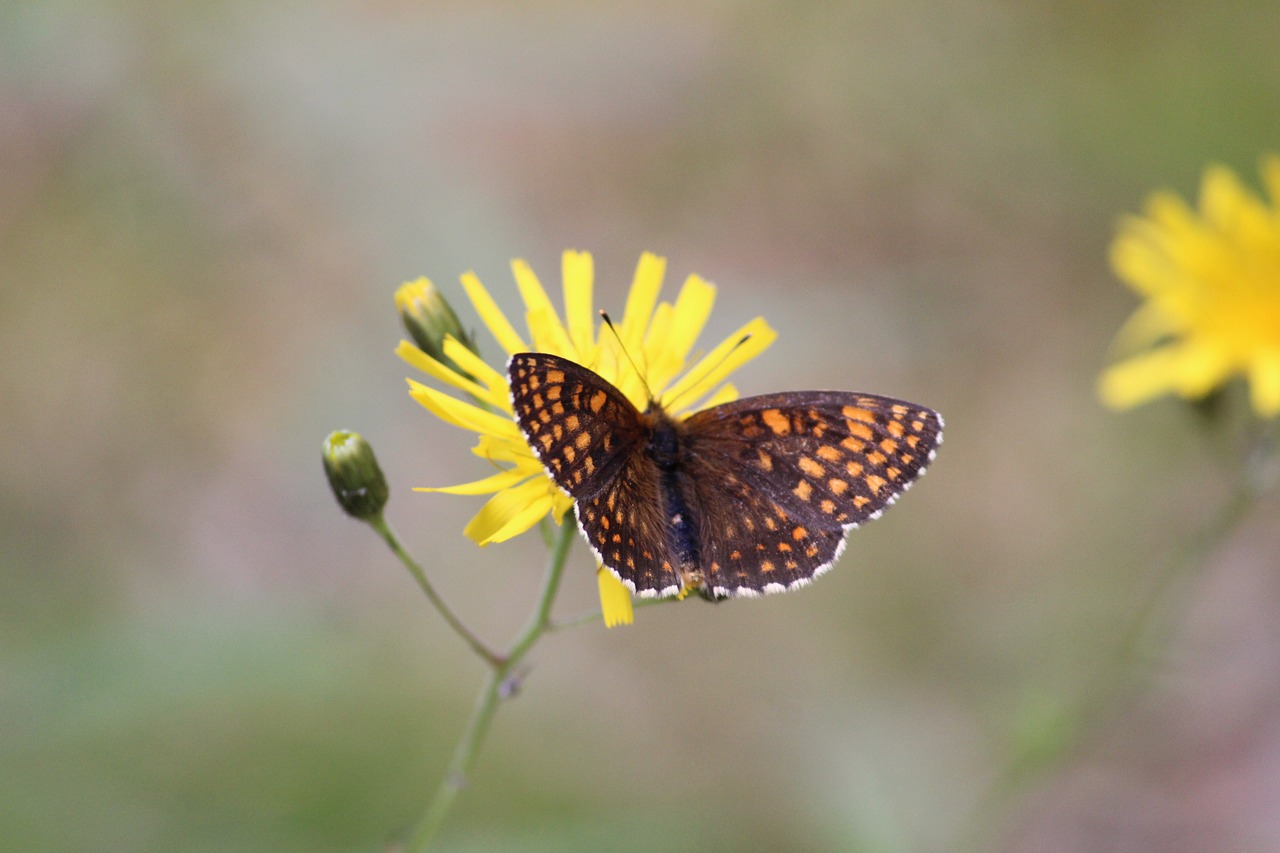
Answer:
[395,277,478,375]
[323,431,389,521]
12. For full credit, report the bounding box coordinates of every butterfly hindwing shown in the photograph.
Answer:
[574,455,685,597]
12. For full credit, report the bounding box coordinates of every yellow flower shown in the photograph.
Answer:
[1100,157,1280,417]
[397,250,777,625]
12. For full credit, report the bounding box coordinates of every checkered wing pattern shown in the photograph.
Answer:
[680,392,943,597]
[508,352,644,500]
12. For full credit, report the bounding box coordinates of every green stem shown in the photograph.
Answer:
[369,515,504,668]
[403,520,578,852]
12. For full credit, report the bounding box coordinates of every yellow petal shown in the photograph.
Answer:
[662,317,777,411]
[397,340,506,409]
[660,274,721,363]
[441,336,512,411]
[1098,348,1184,410]
[1247,350,1280,417]
[416,467,531,495]
[460,271,528,355]
[563,250,596,357]
[408,380,521,436]
[597,567,634,628]
[512,259,574,356]
[619,252,666,350]
[525,304,575,356]
[473,481,558,545]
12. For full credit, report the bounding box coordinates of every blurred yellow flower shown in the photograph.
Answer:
[398,250,776,625]
[1100,157,1280,418]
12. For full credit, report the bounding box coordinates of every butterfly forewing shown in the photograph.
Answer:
[508,352,645,500]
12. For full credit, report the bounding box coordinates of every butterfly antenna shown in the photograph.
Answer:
[599,311,656,404]
[662,333,753,412]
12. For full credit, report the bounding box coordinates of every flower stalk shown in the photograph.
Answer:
[403,521,578,853]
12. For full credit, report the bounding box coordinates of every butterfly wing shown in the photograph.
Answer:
[508,352,645,499]
[508,352,684,596]
[680,391,942,597]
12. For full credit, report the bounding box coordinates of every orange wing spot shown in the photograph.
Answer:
[777,542,792,553]
[819,499,836,514]
[531,393,544,408]
[743,517,755,531]
[764,516,778,531]
[612,533,622,543]
[528,420,542,434]
[798,456,824,477]
[841,436,866,452]
[805,544,820,558]
[538,409,551,424]
[886,467,901,480]
[785,560,799,570]
[892,404,910,415]
[846,460,864,477]
[853,495,870,509]
[563,446,576,463]
[565,414,580,432]
[546,370,565,384]
[911,420,925,432]
[887,419,906,437]
[899,453,915,466]
[596,530,607,543]
[906,435,921,449]
[793,480,813,501]
[866,474,888,493]
[842,405,876,422]
[589,390,607,413]
[572,469,584,484]
[816,445,841,462]
[526,374,540,390]
[584,456,596,475]
[761,408,791,435]
[546,385,562,401]
[792,526,808,540]
[551,402,565,416]
[845,421,874,440]
[661,560,673,571]
[575,431,591,450]
[552,424,564,441]
[643,550,653,559]
[760,560,775,572]
[867,451,888,466]
[829,478,849,495]
[879,438,898,454]
[601,515,610,530]
[730,550,742,560]
[626,555,636,569]
[756,449,774,471]
[539,434,554,451]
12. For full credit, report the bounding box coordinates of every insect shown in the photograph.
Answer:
[508,352,942,599]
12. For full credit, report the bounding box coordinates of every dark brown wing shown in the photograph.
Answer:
[680,391,942,597]
[508,352,644,500]
[508,352,683,596]
[574,454,684,597]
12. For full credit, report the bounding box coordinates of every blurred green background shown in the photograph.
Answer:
[4,1,1280,851]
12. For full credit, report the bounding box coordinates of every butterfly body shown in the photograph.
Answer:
[508,352,942,599]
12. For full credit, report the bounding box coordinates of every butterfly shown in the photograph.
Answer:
[508,352,942,600]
